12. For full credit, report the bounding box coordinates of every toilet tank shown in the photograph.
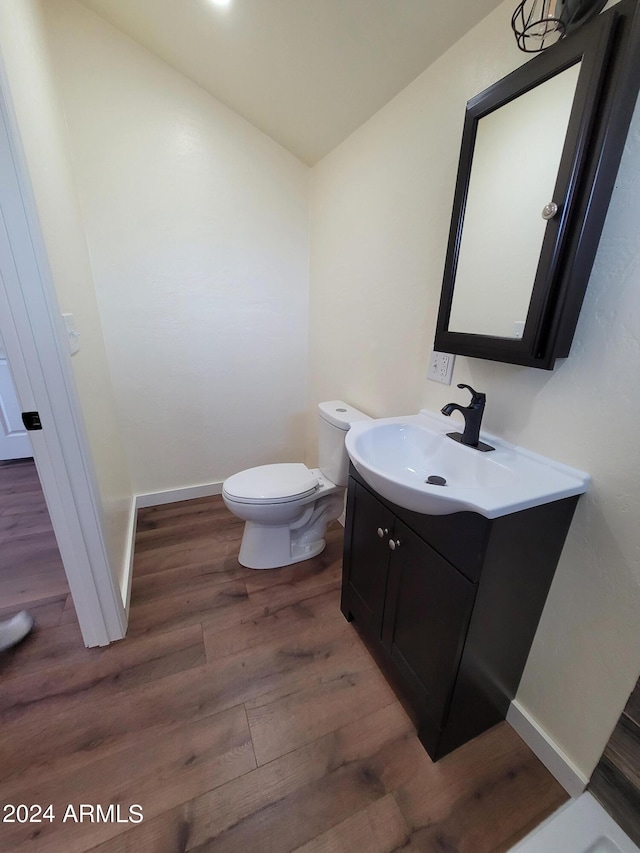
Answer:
[318,401,370,486]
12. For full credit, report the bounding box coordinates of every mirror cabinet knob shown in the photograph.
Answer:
[541,201,559,220]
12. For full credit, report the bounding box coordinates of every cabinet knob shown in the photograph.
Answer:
[388,539,401,550]
[377,527,389,538]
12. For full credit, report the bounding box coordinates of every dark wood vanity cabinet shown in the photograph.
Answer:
[341,464,580,760]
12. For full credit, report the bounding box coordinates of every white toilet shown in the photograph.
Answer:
[222,401,370,569]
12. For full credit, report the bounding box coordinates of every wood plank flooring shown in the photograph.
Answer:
[0,491,568,852]
[589,677,640,846]
[0,459,70,624]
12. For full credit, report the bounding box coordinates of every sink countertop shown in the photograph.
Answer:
[345,409,590,518]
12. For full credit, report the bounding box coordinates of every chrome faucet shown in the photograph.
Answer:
[441,384,494,452]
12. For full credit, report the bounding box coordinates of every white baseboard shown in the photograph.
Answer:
[135,481,224,509]
[118,483,223,623]
[120,495,138,618]
[123,482,224,615]
[507,700,589,797]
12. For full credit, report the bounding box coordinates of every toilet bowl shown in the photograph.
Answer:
[222,401,370,570]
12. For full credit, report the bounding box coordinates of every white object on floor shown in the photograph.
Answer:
[509,793,639,853]
[223,401,370,569]
[0,610,34,650]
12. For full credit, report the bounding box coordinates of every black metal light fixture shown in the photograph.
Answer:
[512,0,565,52]
[511,0,608,52]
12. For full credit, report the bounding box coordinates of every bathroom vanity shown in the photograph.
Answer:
[340,412,588,760]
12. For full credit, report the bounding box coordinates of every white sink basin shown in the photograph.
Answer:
[345,410,589,518]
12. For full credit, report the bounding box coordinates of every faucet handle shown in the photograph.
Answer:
[456,383,485,405]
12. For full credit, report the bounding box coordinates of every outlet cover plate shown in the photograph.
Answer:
[427,350,455,385]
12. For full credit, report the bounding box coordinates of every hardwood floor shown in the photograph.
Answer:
[0,492,568,852]
[0,458,71,629]
[590,677,640,845]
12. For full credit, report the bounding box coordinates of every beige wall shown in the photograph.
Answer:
[0,0,133,591]
[41,0,311,497]
[309,1,640,777]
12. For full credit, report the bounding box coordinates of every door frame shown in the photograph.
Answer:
[0,56,126,646]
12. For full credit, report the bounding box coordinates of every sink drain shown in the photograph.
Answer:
[426,475,447,486]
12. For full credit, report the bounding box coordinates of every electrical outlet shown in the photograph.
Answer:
[427,350,455,385]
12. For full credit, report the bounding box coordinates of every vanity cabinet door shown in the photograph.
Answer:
[382,519,476,728]
[344,481,395,637]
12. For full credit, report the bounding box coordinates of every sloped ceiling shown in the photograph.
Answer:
[77,0,506,165]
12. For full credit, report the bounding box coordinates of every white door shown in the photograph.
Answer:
[0,347,32,460]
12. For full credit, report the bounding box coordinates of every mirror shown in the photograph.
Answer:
[435,0,640,369]
[448,63,581,339]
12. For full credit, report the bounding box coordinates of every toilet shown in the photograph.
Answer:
[222,401,370,569]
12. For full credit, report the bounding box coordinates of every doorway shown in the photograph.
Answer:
[0,458,73,631]
[0,335,31,461]
[0,344,73,630]
[0,58,126,647]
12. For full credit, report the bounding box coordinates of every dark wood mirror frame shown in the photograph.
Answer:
[434,0,640,370]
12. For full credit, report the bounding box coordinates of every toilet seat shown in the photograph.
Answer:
[222,463,319,505]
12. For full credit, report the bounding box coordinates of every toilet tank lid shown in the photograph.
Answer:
[318,401,371,430]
